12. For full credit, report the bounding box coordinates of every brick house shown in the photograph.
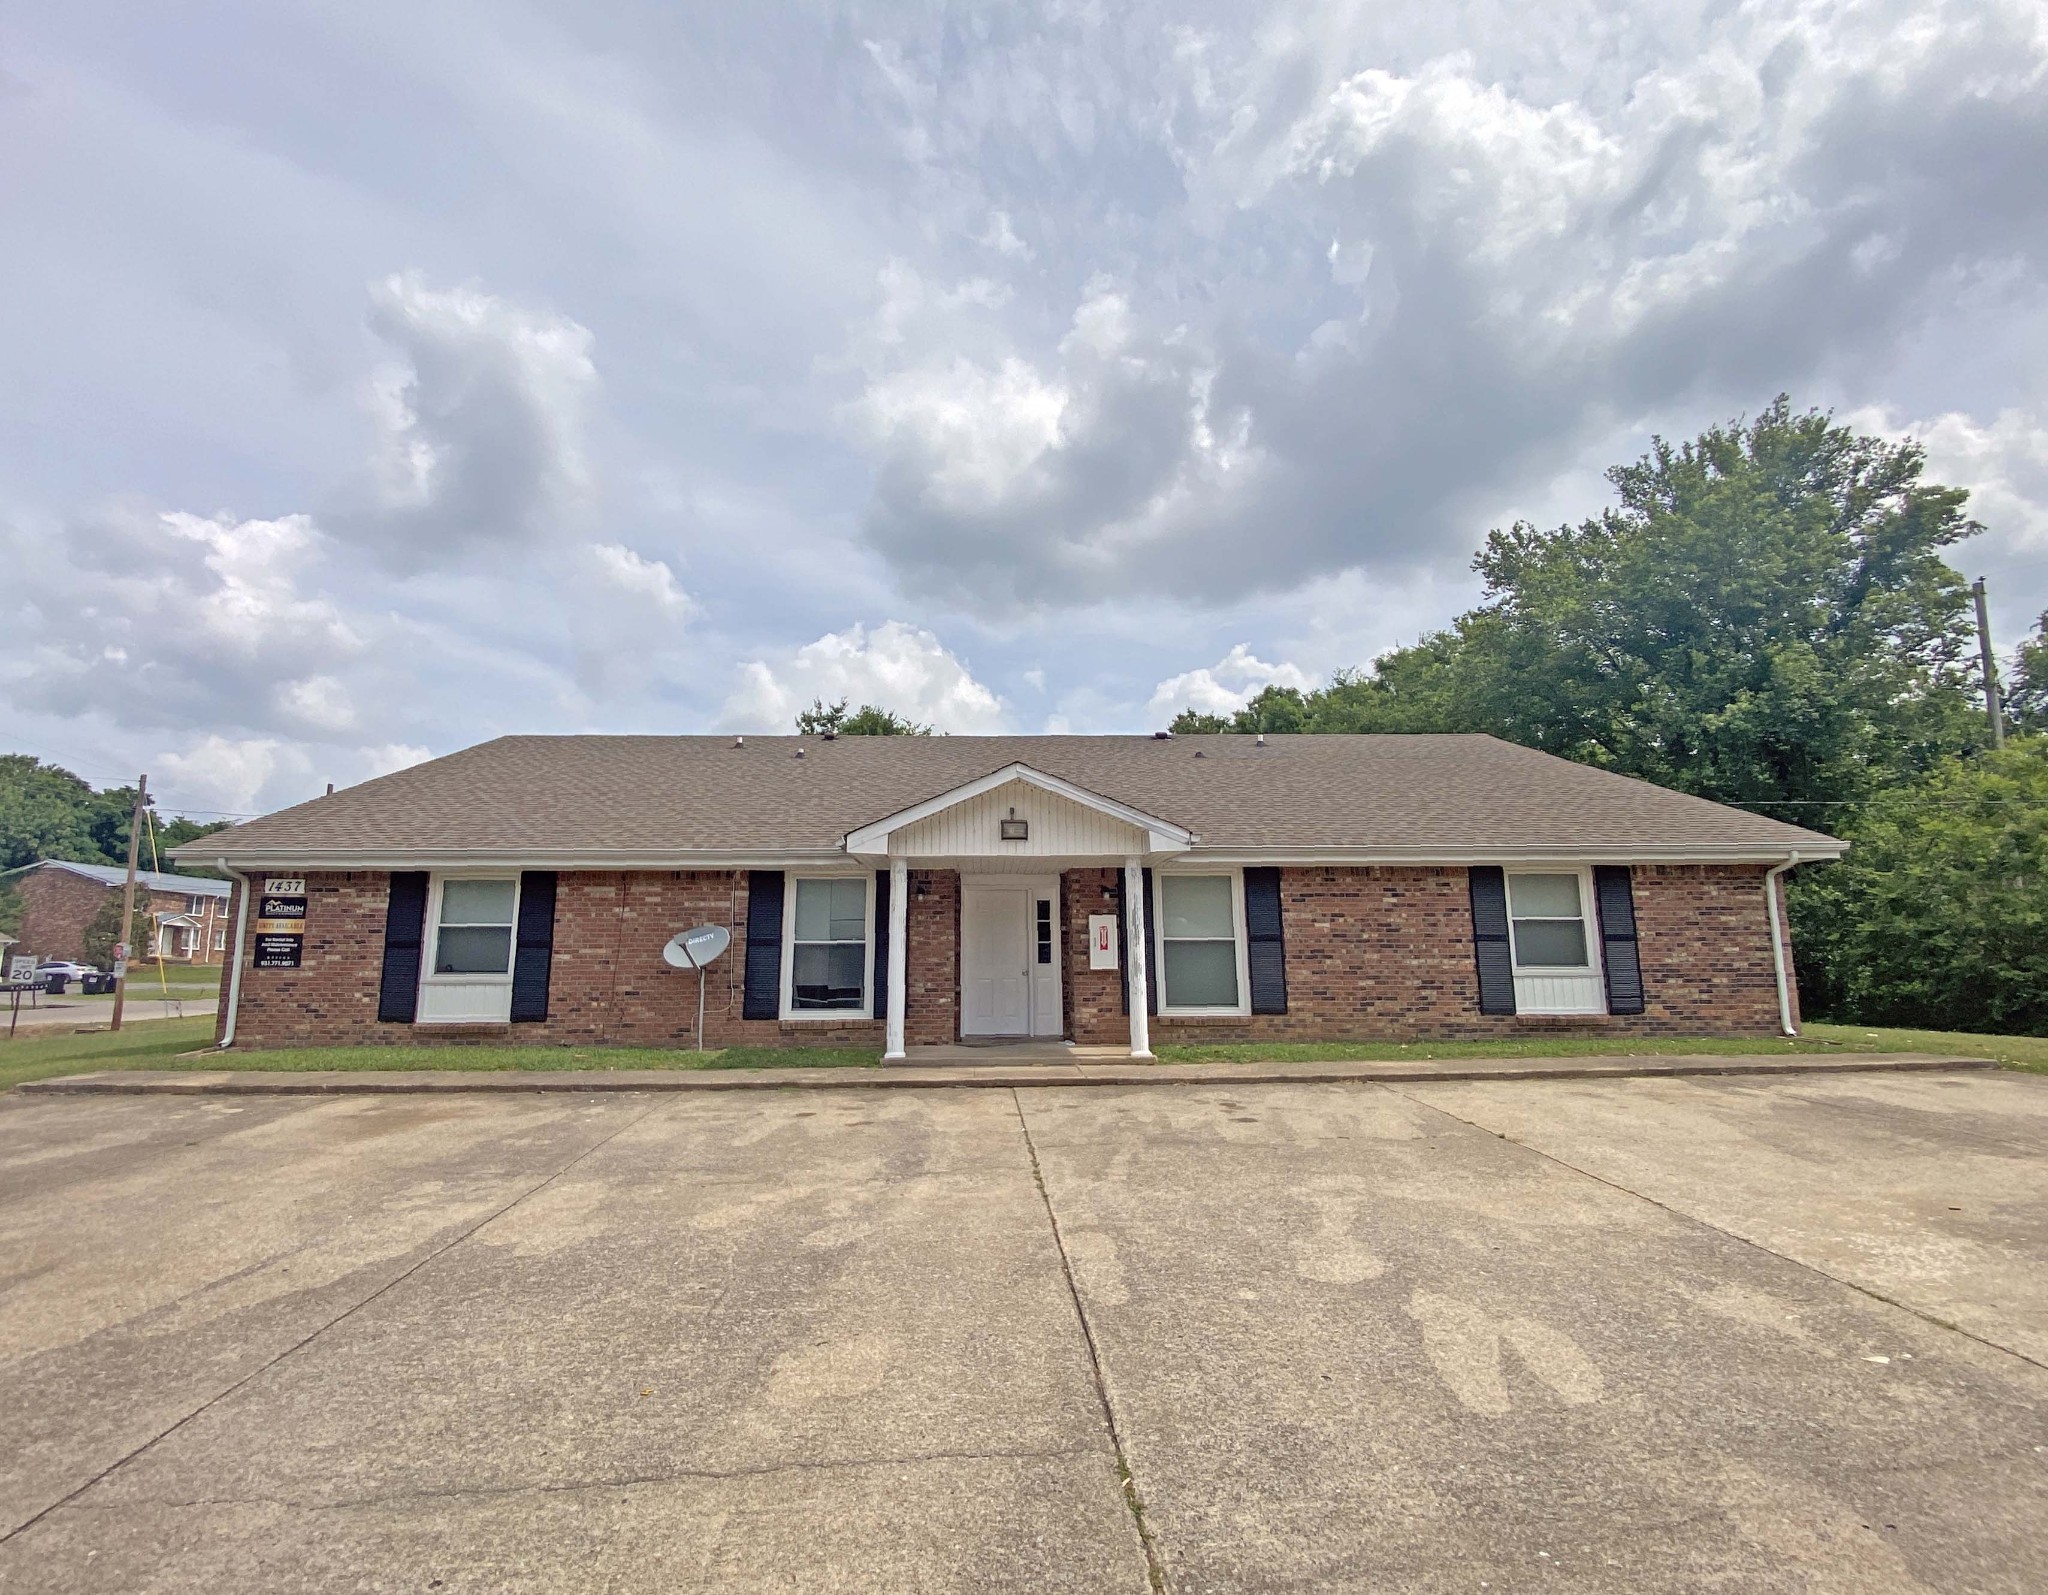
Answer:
[3,860,234,966]
[176,734,1844,1054]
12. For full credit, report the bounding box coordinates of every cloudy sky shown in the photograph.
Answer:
[4,1,2046,818]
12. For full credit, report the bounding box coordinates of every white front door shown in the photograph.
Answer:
[962,886,1030,1037]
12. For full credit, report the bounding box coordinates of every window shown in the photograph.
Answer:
[213,928,227,952]
[788,877,868,1013]
[433,878,518,975]
[1156,874,1246,1012]
[186,895,207,915]
[1035,898,1053,966]
[1508,873,1591,970]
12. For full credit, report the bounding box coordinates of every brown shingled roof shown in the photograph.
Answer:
[175,734,1842,865]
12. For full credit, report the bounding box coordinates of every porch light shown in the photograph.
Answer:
[1000,808,1029,841]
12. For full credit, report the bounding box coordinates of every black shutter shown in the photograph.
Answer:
[1468,866,1516,1016]
[1116,872,1130,1016]
[871,869,890,1021]
[1593,865,1645,1015]
[742,870,785,1020]
[1244,867,1289,1014]
[377,871,429,1023]
[510,871,557,1022]
[1143,866,1158,1016]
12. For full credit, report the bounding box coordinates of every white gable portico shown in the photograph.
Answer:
[842,763,1195,1062]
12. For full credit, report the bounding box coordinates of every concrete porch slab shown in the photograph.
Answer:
[14,1051,1998,1096]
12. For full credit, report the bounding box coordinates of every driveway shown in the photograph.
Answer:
[1,1072,2042,1593]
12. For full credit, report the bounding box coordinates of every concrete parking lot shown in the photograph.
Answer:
[1,1071,2043,1593]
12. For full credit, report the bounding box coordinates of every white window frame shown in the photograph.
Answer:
[1151,868,1252,1018]
[423,872,522,989]
[1505,866,1607,1015]
[780,873,876,1022]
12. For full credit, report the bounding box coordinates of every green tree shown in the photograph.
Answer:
[81,892,154,971]
[149,815,231,878]
[794,699,931,736]
[2010,613,2048,733]
[0,754,230,876]
[0,756,111,869]
[1177,399,1985,823]
[1791,737,2048,1034]
[0,877,22,941]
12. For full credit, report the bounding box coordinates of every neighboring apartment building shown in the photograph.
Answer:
[3,860,234,966]
[177,733,1843,1053]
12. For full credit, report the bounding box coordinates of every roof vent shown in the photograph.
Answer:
[1255,733,1266,747]
[793,746,805,760]
[1192,750,1205,759]
[1153,729,1174,740]
[821,730,837,740]
[733,735,745,749]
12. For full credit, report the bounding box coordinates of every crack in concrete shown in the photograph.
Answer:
[59,1445,1098,1516]
[0,1098,666,1545]
[1387,1083,2048,1373]
[1013,1089,1170,1595]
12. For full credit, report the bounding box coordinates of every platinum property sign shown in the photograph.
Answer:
[253,877,307,969]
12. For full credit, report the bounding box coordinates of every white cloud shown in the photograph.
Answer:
[722,621,1007,732]
[979,210,1033,259]
[273,675,358,733]
[155,736,309,817]
[1848,405,2048,554]
[0,508,365,731]
[855,277,1262,607]
[338,271,598,567]
[846,0,2048,611]
[588,543,693,612]
[1148,645,1315,722]
[154,734,434,815]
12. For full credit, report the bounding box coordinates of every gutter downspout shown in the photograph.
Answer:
[1764,853,1801,1037]
[217,861,250,1050]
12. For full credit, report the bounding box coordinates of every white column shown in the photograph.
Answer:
[884,856,910,1060]
[1124,856,1153,1060]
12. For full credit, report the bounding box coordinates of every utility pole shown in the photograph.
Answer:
[1972,577,2005,749]
[109,773,147,1032]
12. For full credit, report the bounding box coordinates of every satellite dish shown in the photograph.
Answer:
[664,924,732,970]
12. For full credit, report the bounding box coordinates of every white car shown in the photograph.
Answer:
[34,961,100,982]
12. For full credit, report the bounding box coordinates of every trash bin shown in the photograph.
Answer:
[45,973,67,996]
[84,974,108,994]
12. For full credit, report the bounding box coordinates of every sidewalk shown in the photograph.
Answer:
[18,1050,1996,1095]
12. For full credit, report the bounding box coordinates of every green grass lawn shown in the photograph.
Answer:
[0,1017,219,1092]
[0,1018,2039,1093]
[1152,1022,2044,1072]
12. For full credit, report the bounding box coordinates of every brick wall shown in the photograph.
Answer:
[1064,867,1127,1045]
[903,870,960,1046]
[221,861,1791,1051]
[10,867,229,966]
[14,868,109,963]
[224,868,967,1051]
[1063,863,1788,1046]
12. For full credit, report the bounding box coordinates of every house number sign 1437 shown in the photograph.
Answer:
[253,877,308,970]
